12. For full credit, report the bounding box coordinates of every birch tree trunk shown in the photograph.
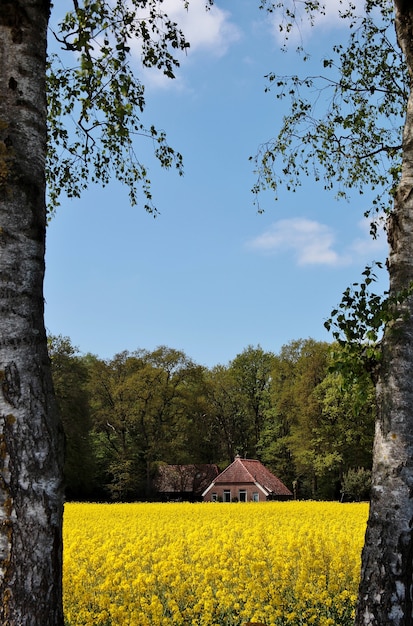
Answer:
[355,3,413,625]
[0,1,65,624]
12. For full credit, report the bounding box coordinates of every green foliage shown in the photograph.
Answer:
[326,264,388,347]
[229,345,276,451]
[252,0,407,232]
[258,405,294,486]
[258,340,326,492]
[324,262,387,397]
[341,467,372,501]
[314,368,375,470]
[251,1,413,410]
[258,339,374,499]
[49,335,374,501]
[203,346,275,463]
[48,335,96,498]
[47,0,189,214]
[87,346,207,499]
[205,365,249,462]
[324,263,413,410]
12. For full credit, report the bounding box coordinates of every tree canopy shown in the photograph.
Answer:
[253,0,407,228]
[253,1,413,623]
[49,336,374,501]
[47,0,190,213]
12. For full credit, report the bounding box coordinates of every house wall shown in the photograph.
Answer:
[203,484,265,502]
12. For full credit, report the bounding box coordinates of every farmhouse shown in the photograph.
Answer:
[153,463,220,501]
[202,455,293,502]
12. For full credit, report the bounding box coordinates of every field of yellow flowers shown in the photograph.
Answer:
[63,501,368,626]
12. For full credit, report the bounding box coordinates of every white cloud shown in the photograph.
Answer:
[246,216,387,267]
[247,218,342,266]
[162,0,241,57]
[131,0,241,90]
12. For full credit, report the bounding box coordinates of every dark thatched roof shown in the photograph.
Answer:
[154,464,220,496]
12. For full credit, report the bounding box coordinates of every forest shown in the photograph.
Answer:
[50,335,374,503]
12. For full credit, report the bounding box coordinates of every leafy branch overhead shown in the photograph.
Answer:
[252,0,407,234]
[324,263,389,351]
[324,262,413,389]
[47,0,190,215]
[251,0,412,396]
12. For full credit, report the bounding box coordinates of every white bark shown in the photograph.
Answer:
[0,1,64,623]
[355,3,413,625]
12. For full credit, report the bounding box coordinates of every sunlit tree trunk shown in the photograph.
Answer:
[0,1,65,623]
[355,3,413,625]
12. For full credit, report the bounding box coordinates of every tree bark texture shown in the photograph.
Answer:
[0,1,65,624]
[355,3,413,625]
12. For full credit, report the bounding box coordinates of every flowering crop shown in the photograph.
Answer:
[63,501,368,626]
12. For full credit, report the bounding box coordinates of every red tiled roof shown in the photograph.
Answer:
[213,457,292,496]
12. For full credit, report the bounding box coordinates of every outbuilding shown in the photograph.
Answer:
[153,463,220,501]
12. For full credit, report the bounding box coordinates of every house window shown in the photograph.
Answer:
[223,490,231,502]
[252,492,259,502]
[211,493,218,502]
[239,490,247,502]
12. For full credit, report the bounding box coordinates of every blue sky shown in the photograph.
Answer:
[44,0,389,368]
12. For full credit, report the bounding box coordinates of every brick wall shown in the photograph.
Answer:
[204,484,264,502]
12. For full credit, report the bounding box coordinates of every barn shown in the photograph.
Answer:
[153,463,220,501]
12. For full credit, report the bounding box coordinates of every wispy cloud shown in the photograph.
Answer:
[246,217,386,267]
[349,216,387,259]
[268,0,366,45]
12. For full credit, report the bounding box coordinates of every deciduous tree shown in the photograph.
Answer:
[256,0,413,622]
[257,339,371,499]
[229,345,275,453]
[0,0,189,621]
[205,364,251,462]
[258,341,301,489]
[0,2,65,622]
[88,347,204,498]
[355,3,413,623]
[48,335,95,499]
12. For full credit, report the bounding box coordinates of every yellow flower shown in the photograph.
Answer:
[63,501,367,625]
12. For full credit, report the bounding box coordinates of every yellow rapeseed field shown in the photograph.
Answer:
[63,501,368,626]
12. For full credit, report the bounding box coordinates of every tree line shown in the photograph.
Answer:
[50,336,375,502]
